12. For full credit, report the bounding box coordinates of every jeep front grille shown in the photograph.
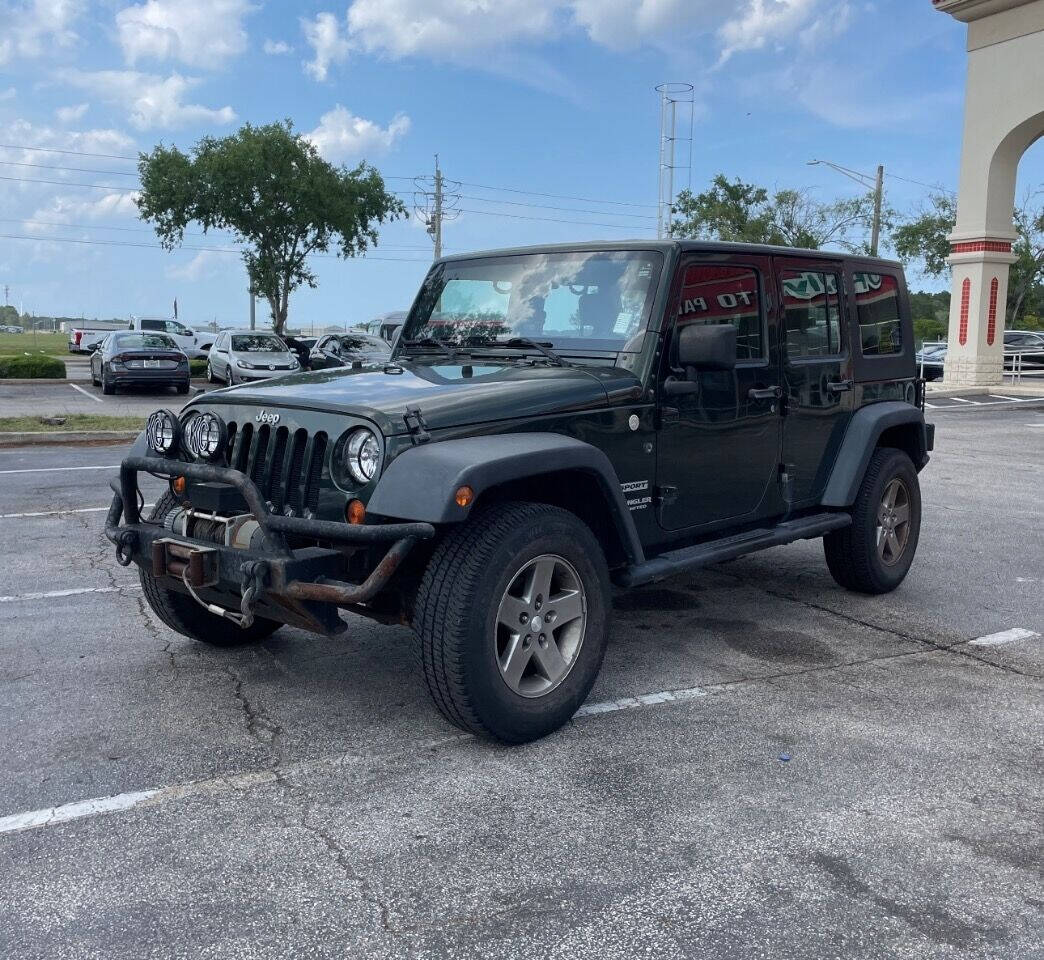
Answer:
[225,421,328,515]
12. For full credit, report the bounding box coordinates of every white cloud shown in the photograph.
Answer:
[0,87,15,101]
[115,0,255,68]
[30,190,142,228]
[0,0,85,65]
[263,39,292,55]
[301,12,351,81]
[572,0,718,50]
[346,0,557,59]
[63,71,236,130]
[4,118,136,160]
[305,105,410,162]
[717,0,825,65]
[166,249,229,281]
[55,102,89,123]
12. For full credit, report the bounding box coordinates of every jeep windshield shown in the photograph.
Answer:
[400,250,663,356]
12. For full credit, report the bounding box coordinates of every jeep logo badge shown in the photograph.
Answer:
[255,410,280,425]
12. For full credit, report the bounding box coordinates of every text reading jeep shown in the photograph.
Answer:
[106,241,934,742]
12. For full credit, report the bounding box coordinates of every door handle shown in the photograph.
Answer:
[827,379,853,393]
[748,386,782,401]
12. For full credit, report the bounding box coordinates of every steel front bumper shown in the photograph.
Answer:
[105,455,434,635]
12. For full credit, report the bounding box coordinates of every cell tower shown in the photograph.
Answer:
[656,83,695,239]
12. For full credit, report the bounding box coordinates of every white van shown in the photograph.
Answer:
[129,316,214,358]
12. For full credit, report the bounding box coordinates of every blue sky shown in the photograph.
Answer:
[1,0,1041,328]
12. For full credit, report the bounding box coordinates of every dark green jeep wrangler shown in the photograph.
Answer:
[107,241,933,743]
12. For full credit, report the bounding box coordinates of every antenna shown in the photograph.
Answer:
[656,83,694,239]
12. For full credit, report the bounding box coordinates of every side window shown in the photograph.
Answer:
[141,318,161,331]
[166,321,188,337]
[780,270,844,358]
[854,272,903,356]
[676,264,763,360]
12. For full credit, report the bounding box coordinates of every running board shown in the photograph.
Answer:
[616,513,852,588]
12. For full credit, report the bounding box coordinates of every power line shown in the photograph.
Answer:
[458,207,654,230]
[0,233,432,262]
[0,175,138,192]
[459,194,656,220]
[0,159,139,177]
[461,180,657,210]
[0,142,138,161]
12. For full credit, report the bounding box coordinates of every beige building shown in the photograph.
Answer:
[934,0,1044,385]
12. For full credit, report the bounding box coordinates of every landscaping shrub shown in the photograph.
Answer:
[190,358,207,377]
[0,355,67,378]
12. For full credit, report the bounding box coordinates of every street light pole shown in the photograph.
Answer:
[808,159,885,256]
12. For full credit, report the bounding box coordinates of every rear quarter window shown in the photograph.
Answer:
[855,273,903,356]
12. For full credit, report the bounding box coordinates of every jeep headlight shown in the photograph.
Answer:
[185,411,227,461]
[145,409,180,455]
[344,428,381,484]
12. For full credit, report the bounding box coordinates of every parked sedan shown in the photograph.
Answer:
[90,331,190,395]
[206,331,300,385]
[308,333,392,370]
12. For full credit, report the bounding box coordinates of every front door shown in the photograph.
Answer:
[656,256,784,532]
[775,257,854,506]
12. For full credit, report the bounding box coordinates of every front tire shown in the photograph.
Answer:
[206,361,215,383]
[824,448,921,594]
[138,493,280,647]
[413,501,611,743]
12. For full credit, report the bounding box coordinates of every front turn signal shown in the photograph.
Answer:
[346,499,366,525]
[454,485,474,508]
[172,476,186,495]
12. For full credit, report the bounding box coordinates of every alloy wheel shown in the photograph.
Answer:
[876,477,911,566]
[495,553,586,698]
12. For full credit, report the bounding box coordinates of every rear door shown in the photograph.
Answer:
[656,254,784,532]
[775,257,854,506]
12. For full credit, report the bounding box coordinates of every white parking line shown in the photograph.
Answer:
[923,402,938,408]
[0,504,150,519]
[949,397,978,404]
[0,464,119,475]
[968,627,1040,647]
[0,584,140,603]
[69,382,103,403]
[987,394,1019,401]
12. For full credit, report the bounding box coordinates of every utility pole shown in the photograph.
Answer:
[807,159,886,255]
[3,284,8,306]
[431,155,443,260]
[870,164,884,257]
[249,286,255,330]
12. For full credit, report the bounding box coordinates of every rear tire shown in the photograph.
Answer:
[413,501,611,743]
[102,373,115,395]
[138,493,280,647]
[824,448,921,595]
[176,381,189,395]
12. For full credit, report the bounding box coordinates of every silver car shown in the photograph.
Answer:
[206,331,300,385]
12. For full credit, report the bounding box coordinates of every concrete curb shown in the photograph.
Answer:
[0,430,139,447]
[926,383,1044,398]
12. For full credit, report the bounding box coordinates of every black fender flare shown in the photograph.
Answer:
[821,401,933,508]
[367,433,646,564]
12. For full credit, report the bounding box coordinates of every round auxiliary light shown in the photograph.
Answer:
[344,428,381,484]
[185,411,227,461]
[145,409,180,455]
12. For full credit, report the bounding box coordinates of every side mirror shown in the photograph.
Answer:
[677,324,737,371]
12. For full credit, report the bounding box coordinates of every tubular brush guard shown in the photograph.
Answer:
[104,455,435,635]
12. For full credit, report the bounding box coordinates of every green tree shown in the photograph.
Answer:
[0,304,19,325]
[672,174,882,251]
[891,191,1044,328]
[137,120,406,334]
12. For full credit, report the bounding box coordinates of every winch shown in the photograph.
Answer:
[162,505,271,552]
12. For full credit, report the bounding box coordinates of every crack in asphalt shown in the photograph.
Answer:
[219,664,284,753]
[715,571,1041,681]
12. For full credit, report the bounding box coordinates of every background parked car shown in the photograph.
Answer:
[90,331,190,395]
[282,335,318,369]
[206,330,300,385]
[915,329,1044,380]
[308,332,392,370]
[129,316,212,358]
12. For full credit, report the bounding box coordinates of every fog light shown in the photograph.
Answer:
[172,476,186,495]
[455,485,474,508]
[346,499,366,524]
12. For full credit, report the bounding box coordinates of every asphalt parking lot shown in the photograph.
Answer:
[0,381,215,419]
[0,405,1041,959]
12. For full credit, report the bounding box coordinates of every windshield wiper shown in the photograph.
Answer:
[466,336,574,367]
[400,336,460,361]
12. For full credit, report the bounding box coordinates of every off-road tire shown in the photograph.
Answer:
[138,493,280,646]
[413,501,611,743]
[824,447,921,595]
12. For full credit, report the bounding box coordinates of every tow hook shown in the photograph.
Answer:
[237,560,270,629]
[114,530,138,567]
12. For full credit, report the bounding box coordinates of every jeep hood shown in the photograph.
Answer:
[192,359,641,436]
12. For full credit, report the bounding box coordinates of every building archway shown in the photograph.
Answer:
[935,0,1044,385]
